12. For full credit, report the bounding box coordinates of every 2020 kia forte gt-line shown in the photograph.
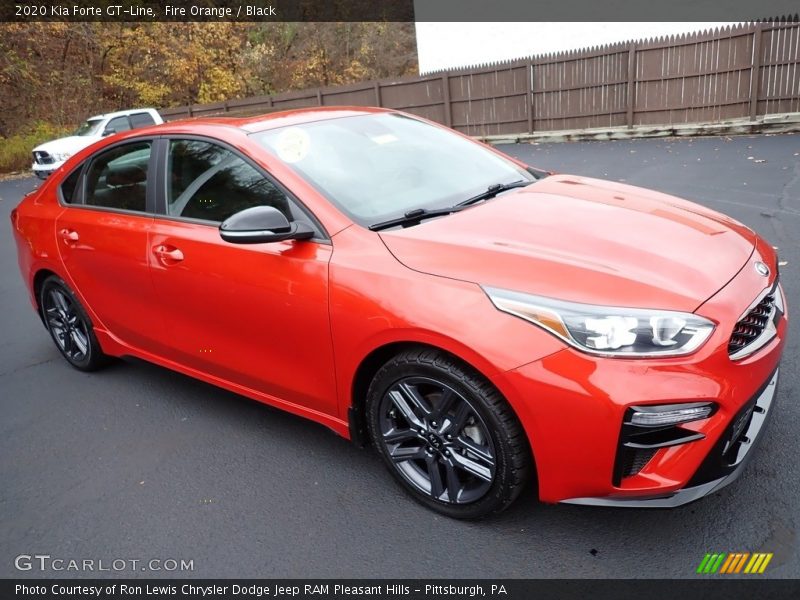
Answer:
[11,107,787,518]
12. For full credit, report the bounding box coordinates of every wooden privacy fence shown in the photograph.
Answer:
[160,20,800,137]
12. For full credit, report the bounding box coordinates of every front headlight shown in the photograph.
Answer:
[482,286,715,357]
[51,152,71,162]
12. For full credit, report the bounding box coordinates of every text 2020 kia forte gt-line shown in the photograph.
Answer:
[11,107,787,518]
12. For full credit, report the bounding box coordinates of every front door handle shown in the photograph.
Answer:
[59,228,79,245]
[153,245,184,264]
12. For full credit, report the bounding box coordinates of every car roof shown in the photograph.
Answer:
[87,108,158,121]
[161,106,394,134]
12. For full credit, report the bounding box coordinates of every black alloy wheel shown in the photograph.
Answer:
[40,275,109,371]
[367,348,531,519]
[379,376,496,504]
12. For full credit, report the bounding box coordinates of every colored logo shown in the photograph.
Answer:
[697,552,773,574]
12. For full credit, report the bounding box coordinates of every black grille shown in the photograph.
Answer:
[612,406,710,486]
[618,447,658,479]
[32,151,55,165]
[728,293,775,355]
[688,371,777,487]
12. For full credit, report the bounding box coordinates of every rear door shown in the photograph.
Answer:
[55,139,165,353]
[147,137,338,416]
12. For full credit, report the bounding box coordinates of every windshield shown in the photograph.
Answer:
[253,113,534,227]
[73,118,104,137]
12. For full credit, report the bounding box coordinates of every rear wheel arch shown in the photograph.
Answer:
[33,268,59,325]
[38,273,111,371]
[33,267,105,332]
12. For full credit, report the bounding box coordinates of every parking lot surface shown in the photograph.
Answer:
[1,133,798,578]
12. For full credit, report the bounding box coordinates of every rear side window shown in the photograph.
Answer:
[130,112,156,129]
[106,116,131,133]
[60,167,82,204]
[84,142,151,213]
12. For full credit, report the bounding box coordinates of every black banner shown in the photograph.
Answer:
[3,0,799,23]
[2,1,415,22]
[3,579,800,600]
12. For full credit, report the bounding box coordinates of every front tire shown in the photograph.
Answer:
[366,348,531,519]
[40,275,110,372]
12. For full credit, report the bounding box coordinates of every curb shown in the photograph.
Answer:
[481,113,800,145]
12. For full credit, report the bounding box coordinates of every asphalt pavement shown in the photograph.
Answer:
[1,133,798,579]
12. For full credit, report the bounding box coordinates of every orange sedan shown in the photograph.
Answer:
[11,108,787,518]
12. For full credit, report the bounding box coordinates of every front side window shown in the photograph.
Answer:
[84,142,151,212]
[253,113,535,227]
[166,139,294,223]
[74,119,103,137]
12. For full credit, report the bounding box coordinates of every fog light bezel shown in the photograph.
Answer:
[629,402,716,428]
[613,402,717,485]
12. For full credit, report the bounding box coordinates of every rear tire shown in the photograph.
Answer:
[40,275,110,372]
[366,347,531,519]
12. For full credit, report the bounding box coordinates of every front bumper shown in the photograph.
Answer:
[561,368,778,507]
[31,161,65,179]
[491,238,787,505]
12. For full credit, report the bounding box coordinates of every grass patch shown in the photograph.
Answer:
[0,122,74,174]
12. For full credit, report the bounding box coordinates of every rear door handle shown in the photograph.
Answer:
[59,229,79,244]
[153,245,184,263]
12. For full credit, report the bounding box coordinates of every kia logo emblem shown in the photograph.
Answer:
[754,261,770,277]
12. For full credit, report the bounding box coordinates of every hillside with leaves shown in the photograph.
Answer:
[0,22,418,140]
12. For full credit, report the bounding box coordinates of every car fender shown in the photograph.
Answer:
[329,225,566,424]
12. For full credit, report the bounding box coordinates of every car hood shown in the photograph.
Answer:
[379,174,756,312]
[32,136,97,156]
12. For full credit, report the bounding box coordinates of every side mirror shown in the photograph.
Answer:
[219,205,315,244]
[102,127,116,137]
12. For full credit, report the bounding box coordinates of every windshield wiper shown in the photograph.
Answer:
[455,179,534,207]
[369,180,535,232]
[369,207,462,232]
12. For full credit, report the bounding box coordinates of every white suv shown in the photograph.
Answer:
[31,108,164,179]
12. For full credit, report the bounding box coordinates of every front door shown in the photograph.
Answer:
[148,138,337,416]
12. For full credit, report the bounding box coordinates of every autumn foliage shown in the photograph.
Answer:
[0,22,418,138]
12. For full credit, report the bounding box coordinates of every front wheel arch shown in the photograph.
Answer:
[350,342,429,446]
[350,341,537,478]
[364,345,535,517]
